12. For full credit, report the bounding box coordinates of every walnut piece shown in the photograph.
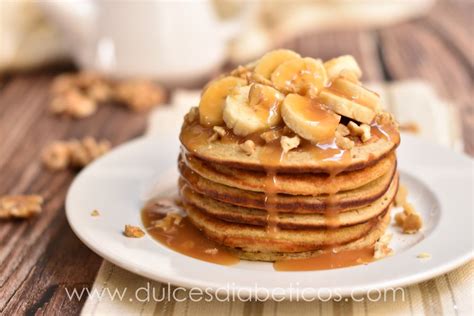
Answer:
[374,233,393,259]
[213,126,226,137]
[114,80,165,112]
[348,121,371,142]
[41,142,71,170]
[394,202,423,234]
[42,137,111,170]
[185,107,199,123]
[151,213,183,231]
[90,209,100,217]
[280,135,300,153]
[417,252,432,259]
[336,124,350,137]
[0,195,43,219]
[239,140,256,156]
[260,130,282,143]
[375,111,397,126]
[335,132,354,150]
[123,225,145,238]
[50,90,98,119]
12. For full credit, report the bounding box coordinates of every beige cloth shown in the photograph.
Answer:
[81,80,472,315]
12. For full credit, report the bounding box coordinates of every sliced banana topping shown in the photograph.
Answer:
[199,76,247,127]
[318,90,376,124]
[330,77,381,112]
[324,55,362,82]
[281,94,340,143]
[223,84,284,136]
[254,49,301,79]
[271,57,327,97]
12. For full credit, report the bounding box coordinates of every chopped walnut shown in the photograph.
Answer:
[394,185,408,207]
[394,202,423,234]
[246,72,273,86]
[280,135,300,153]
[260,130,282,143]
[348,121,371,142]
[41,142,71,170]
[185,107,199,123]
[208,133,219,142]
[399,122,420,134]
[68,137,111,168]
[114,80,165,112]
[417,252,431,259]
[375,111,397,126]
[213,126,226,137]
[204,248,218,255]
[90,209,100,217]
[151,213,183,231]
[374,233,393,259]
[123,225,145,238]
[0,195,43,219]
[239,140,256,156]
[42,137,111,170]
[230,65,251,79]
[336,124,350,137]
[50,90,98,119]
[335,132,354,150]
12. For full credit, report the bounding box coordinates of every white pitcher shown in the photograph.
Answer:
[40,0,254,86]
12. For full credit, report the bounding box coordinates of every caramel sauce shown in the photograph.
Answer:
[141,202,240,266]
[273,247,375,271]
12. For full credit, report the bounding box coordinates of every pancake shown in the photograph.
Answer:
[184,201,389,253]
[180,117,400,173]
[178,159,397,213]
[180,175,398,229]
[229,210,391,261]
[181,152,396,196]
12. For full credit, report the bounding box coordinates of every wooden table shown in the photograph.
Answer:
[1,1,472,314]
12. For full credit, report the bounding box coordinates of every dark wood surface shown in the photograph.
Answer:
[0,1,472,315]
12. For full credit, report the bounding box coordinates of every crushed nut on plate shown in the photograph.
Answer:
[417,252,432,259]
[394,202,423,234]
[0,195,43,219]
[123,225,145,238]
[373,233,393,259]
[151,213,183,231]
[90,210,100,217]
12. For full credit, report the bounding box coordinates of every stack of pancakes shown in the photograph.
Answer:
[177,50,400,262]
[178,125,399,262]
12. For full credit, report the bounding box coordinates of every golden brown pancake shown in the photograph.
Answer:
[180,118,400,173]
[178,160,397,213]
[183,201,389,253]
[229,210,391,261]
[180,175,398,229]
[181,152,396,195]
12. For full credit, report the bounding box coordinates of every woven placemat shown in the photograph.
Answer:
[81,80,471,315]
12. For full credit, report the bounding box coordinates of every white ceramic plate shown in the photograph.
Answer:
[66,134,473,299]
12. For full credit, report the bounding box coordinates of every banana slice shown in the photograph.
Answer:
[199,76,247,127]
[330,77,381,112]
[324,55,362,82]
[254,49,301,79]
[271,57,327,96]
[281,94,340,143]
[318,90,376,124]
[223,84,284,136]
